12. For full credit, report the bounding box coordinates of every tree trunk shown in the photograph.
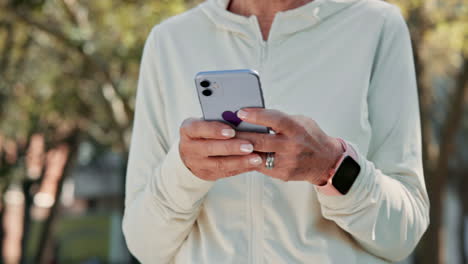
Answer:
[427,57,468,264]
[19,180,33,264]
[432,56,468,262]
[411,12,436,263]
[34,131,79,264]
[459,168,468,264]
[413,35,468,264]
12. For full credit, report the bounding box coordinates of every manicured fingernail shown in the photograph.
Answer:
[221,128,235,137]
[237,110,248,119]
[249,156,262,165]
[240,144,253,153]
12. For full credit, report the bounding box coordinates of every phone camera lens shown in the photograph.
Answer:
[200,80,210,88]
[202,89,213,96]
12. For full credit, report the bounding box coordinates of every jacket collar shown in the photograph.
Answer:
[200,0,361,42]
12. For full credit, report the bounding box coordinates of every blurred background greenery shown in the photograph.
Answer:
[0,0,466,263]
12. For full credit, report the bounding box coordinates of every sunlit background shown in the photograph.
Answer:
[0,0,466,263]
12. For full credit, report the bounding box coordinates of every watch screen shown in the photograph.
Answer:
[332,156,361,195]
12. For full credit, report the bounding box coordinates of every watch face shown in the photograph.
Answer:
[332,156,361,195]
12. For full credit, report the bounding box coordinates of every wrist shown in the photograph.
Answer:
[328,136,345,166]
[323,136,345,181]
[308,136,345,186]
[315,138,361,196]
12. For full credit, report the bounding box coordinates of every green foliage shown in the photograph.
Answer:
[391,0,467,75]
[9,0,46,9]
[0,0,187,151]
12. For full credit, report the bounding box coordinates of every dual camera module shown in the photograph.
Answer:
[200,80,212,96]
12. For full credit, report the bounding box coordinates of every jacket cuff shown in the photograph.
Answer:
[314,141,376,211]
[155,138,215,212]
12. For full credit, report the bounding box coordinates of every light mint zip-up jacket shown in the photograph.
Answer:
[122,0,430,263]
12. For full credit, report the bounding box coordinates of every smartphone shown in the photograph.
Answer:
[194,69,270,133]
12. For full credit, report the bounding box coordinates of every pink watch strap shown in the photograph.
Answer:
[316,138,358,196]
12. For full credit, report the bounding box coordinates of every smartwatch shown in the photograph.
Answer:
[316,138,361,196]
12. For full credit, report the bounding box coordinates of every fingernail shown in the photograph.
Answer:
[237,110,248,119]
[221,128,235,137]
[240,144,253,153]
[249,156,262,165]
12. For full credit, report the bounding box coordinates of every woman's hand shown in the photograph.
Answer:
[235,108,344,185]
[179,118,263,181]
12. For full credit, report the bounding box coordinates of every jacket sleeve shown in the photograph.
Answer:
[314,5,430,262]
[122,27,214,264]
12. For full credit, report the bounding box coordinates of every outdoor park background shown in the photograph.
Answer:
[0,0,466,263]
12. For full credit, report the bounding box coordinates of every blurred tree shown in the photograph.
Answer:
[389,0,468,263]
[0,0,187,262]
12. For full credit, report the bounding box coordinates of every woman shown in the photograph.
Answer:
[123,0,430,263]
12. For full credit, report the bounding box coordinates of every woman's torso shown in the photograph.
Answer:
[151,0,393,262]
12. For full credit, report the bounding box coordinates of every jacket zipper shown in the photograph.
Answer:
[249,15,268,264]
